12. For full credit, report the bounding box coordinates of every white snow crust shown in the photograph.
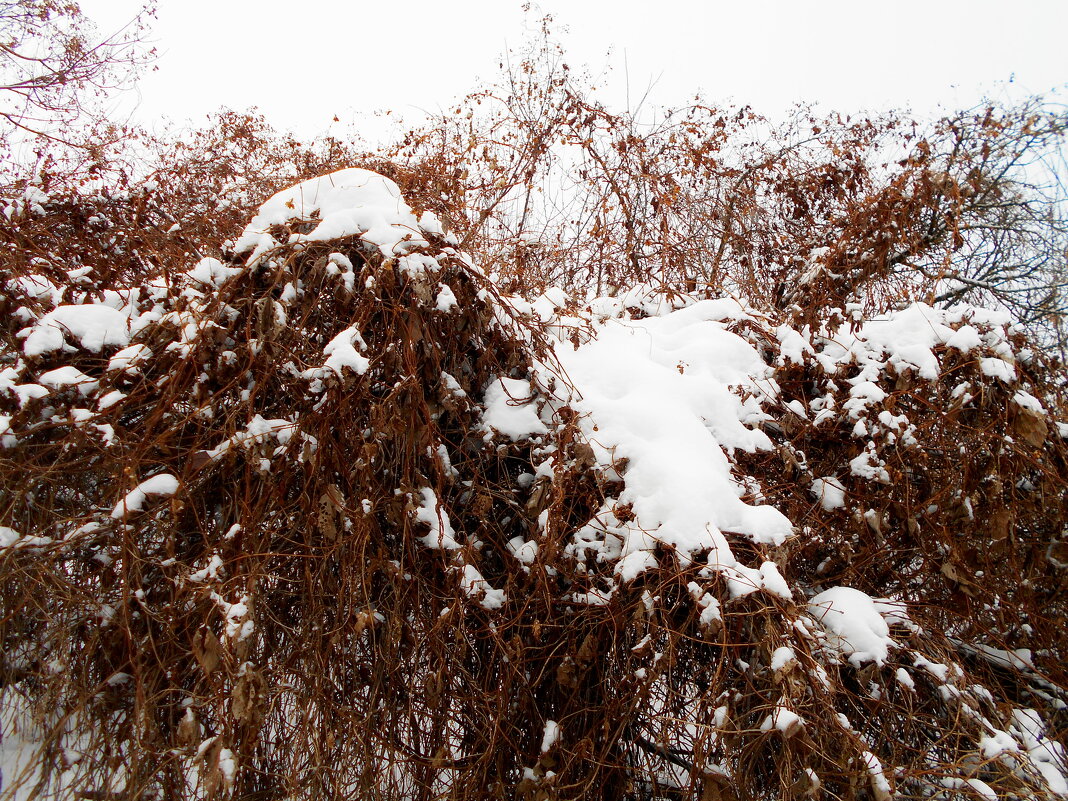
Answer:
[811,476,846,510]
[22,304,131,357]
[234,168,440,264]
[322,327,370,376]
[111,474,180,518]
[482,377,548,441]
[548,299,792,583]
[807,586,895,666]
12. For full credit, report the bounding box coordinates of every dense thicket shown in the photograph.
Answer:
[0,11,1066,801]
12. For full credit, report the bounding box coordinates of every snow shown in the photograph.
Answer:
[550,299,792,583]
[807,587,895,666]
[1012,708,1068,794]
[725,561,792,600]
[322,327,370,376]
[843,381,887,420]
[397,253,440,280]
[6,274,58,304]
[107,343,152,373]
[9,382,47,407]
[944,325,983,351]
[188,554,224,584]
[37,366,98,395]
[849,443,890,484]
[459,563,507,610]
[687,582,724,627]
[895,667,915,690]
[861,750,893,801]
[849,303,977,380]
[0,526,20,547]
[963,779,998,801]
[411,485,506,608]
[978,729,1019,759]
[770,646,797,672]
[775,325,813,365]
[955,641,1035,672]
[414,487,460,550]
[216,594,254,641]
[22,304,130,356]
[1012,390,1046,413]
[186,256,244,288]
[325,252,357,292]
[203,416,298,462]
[218,748,237,788]
[481,377,547,441]
[807,308,1020,426]
[435,283,459,312]
[3,184,49,218]
[234,168,432,264]
[441,371,467,398]
[507,536,539,566]
[980,357,1016,383]
[760,705,804,737]
[110,473,180,518]
[540,720,561,752]
[913,653,952,683]
[97,390,125,410]
[811,476,846,510]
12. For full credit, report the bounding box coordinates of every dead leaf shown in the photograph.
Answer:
[193,627,221,676]
[556,657,578,690]
[577,631,599,665]
[572,441,595,471]
[1013,408,1048,448]
[989,508,1013,541]
[176,708,199,749]
[231,667,266,728]
[317,485,343,541]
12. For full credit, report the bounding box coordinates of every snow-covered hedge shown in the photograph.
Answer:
[1,170,1066,800]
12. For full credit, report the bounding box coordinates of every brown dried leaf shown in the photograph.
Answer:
[317,491,338,541]
[989,508,1013,541]
[193,627,221,676]
[577,630,599,665]
[556,657,578,690]
[231,667,266,727]
[1013,408,1048,448]
[572,441,596,471]
[176,708,200,749]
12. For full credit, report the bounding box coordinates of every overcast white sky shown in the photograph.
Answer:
[81,0,1066,143]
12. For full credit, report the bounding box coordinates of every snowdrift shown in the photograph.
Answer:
[1,169,1066,800]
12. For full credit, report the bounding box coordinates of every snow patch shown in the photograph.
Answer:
[482,377,547,441]
[551,300,792,583]
[235,168,430,264]
[807,587,895,666]
[22,304,130,356]
[111,474,180,518]
[811,476,846,510]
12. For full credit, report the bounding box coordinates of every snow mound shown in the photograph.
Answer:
[482,377,548,441]
[807,586,895,666]
[548,298,793,583]
[811,476,846,510]
[234,168,443,264]
[21,304,131,357]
